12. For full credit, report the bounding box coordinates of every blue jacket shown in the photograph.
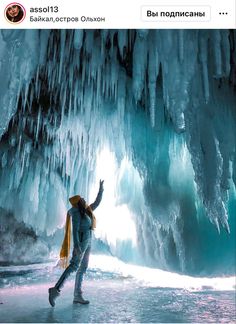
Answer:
[68,187,103,248]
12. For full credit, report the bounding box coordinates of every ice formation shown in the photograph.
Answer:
[0,29,235,274]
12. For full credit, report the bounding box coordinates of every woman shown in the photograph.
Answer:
[48,180,104,307]
[6,5,24,23]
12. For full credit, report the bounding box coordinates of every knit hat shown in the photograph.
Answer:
[69,195,81,207]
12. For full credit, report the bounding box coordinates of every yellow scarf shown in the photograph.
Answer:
[59,212,71,268]
[59,195,96,268]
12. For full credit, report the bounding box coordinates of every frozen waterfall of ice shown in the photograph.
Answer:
[0,29,235,275]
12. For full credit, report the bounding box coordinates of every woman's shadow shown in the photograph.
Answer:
[45,303,90,323]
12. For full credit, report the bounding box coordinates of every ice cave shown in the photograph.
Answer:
[0,29,235,323]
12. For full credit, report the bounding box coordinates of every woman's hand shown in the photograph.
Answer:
[99,179,104,190]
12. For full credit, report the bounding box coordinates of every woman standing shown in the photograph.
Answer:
[48,180,104,307]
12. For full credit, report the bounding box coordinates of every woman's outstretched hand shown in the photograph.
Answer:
[99,179,104,190]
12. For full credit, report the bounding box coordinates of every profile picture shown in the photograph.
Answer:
[5,3,26,23]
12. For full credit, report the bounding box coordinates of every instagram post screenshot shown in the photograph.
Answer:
[0,0,235,323]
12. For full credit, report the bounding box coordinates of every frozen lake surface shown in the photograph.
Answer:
[0,255,235,323]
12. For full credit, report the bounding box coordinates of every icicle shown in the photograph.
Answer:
[212,30,222,77]
[117,70,126,121]
[74,30,84,50]
[110,52,119,99]
[1,152,7,168]
[24,30,39,77]
[39,30,50,66]
[224,219,230,234]
[117,30,127,58]
[58,30,66,83]
[84,30,94,54]
[100,29,108,55]
[35,108,41,142]
[199,33,210,102]
[132,32,148,102]
[220,30,231,77]
[214,218,220,234]
[178,30,184,63]
[148,33,159,127]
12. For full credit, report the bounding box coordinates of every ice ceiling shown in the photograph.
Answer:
[0,29,235,274]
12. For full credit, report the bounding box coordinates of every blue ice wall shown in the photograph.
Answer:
[0,30,235,275]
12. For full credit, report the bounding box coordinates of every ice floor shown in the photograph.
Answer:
[0,255,235,323]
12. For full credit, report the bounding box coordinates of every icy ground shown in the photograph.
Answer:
[0,255,235,323]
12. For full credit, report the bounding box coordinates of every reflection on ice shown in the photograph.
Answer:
[89,255,235,291]
[1,254,234,292]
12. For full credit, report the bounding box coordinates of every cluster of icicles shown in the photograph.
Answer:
[0,29,235,236]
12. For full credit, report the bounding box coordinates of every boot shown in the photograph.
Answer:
[48,287,60,307]
[73,293,89,304]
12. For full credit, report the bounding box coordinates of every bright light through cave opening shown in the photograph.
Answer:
[89,148,138,249]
